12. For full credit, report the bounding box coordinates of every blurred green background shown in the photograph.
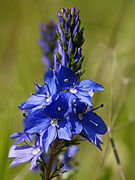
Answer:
[0,0,135,179]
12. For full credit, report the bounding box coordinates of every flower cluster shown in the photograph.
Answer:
[38,21,57,73]
[9,6,107,179]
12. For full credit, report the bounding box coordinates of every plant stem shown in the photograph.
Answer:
[45,138,59,180]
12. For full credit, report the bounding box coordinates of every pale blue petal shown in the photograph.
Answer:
[42,126,57,153]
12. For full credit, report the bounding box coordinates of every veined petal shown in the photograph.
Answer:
[83,111,107,134]
[18,94,46,111]
[29,150,43,170]
[69,113,82,135]
[64,145,79,161]
[8,145,33,158]
[60,91,77,111]
[44,69,60,96]
[76,92,93,106]
[10,132,24,139]
[77,80,104,92]
[42,126,57,153]
[24,110,50,134]
[81,128,97,146]
[9,155,33,168]
[57,118,72,140]
[45,94,68,119]
[58,66,76,89]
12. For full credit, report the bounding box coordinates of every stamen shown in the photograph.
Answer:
[25,132,34,146]
[70,88,77,94]
[46,96,52,103]
[64,79,69,82]
[32,148,40,155]
[44,81,51,96]
[91,104,104,112]
[51,119,58,126]
[90,120,98,126]
[58,107,62,111]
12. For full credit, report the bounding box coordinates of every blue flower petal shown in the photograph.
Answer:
[45,94,68,119]
[60,91,77,113]
[76,92,93,106]
[44,69,61,96]
[69,113,82,135]
[24,110,50,134]
[83,111,107,134]
[10,132,24,139]
[18,94,46,112]
[77,80,104,92]
[42,126,57,153]
[58,66,76,89]
[64,145,79,161]
[8,145,33,158]
[57,118,72,140]
[29,150,43,170]
[81,128,97,146]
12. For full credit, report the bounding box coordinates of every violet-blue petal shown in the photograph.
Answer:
[60,91,77,112]
[57,118,72,140]
[44,69,60,96]
[76,92,93,106]
[18,94,46,111]
[72,99,87,114]
[77,80,104,92]
[81,127,97,146]
[83,111,107,134]
[64,145,79,160]
[29,150,43,170]
[69,113,82,135]
[12,133,28,145]
[45,95,68,119]
[24,110,50,134]
[9,155,33,168]
[10,132,24,139]
[8,145,33,158]
[58,66,76,88]
[42,126,57,153]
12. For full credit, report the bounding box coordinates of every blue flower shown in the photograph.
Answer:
[58,66,104,107]
[58,145,79,172]
[19,70,60,114]
[69,109,107,149]
[8,134,43,170]
[38,21,57,72]
[24,94,72,153]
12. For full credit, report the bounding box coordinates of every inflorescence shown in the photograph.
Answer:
[8,6,107,180]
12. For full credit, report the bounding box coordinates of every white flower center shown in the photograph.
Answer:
[70,88,77,94]
[89,90,94,97]
[32,148,40,155]
[46,96,52,102]
[51,119,58,126]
